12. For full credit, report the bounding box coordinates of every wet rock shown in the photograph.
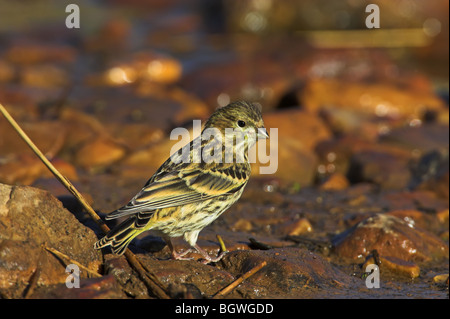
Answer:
[105,123,164,151]
[0,183,102,296]
[19,64,69,88]
[436,209,449,224]
[120,138,177,179]
[29,275,125,299]
[5,43,76,64]
[277,218,313,236]
[382,125,449,155]
[1,148,78,186]
[300,79,447,121]
[252,109,331,185]
[319,173,350,191]
[219,248,355,298]
[0,119,67,157]
[74,136,126,169]
[84,19,131,54]
[106,253,236,298]
[232,219,253,232]
[100,52,183,86]
[386,210,442,233]
[333,214,449,262]
[381,190,449,213]
[407,149,449,199]
[263,109,331,151]
[103,255,149,298]
[363,255,420,278]
[0,154,47,185]
[135,85,211,125]
[347,147,412,190]
[0,59,14,83]
[379,256,421,278]
[432,274,449,286]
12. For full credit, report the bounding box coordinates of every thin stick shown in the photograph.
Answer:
[0,103,107,233]
[0,102,169,299]
[23,265,41,299]
[44,245,102,278]
[212,261,267,298]
[216,235,228,253]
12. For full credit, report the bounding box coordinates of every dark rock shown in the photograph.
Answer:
[0,183,102,296]
[333,214,449,262]
[347,147,411,190]
[29,275,125,299]
[219,248,356,298]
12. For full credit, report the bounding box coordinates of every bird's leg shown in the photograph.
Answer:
[193,244,227,264]
[164,237,193,260]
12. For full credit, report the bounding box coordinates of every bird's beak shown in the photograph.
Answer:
[257,127,269,139]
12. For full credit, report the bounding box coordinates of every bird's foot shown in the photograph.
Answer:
[171,248,193,261]
[194,245,227,264]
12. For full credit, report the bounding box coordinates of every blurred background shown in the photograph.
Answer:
[0,0,448,202]
[0,0,449,299]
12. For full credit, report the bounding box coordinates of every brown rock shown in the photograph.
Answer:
[278,218,313,236]
[379,256,420,278]
[347,147,412,190]
[105,253,235,298]
[300,79,447,120]
[333,214,449,262]
[105,123,164,151]
[29,275,125,299]
[432,274,449,285]
[6,43,76,64]
[20,64,69,88]
[75,137,126,169]
[319,173,350,191]
[263,109,332,151]
[219,248,356,298]
[251,109,331,185]
[0,154,47,185]
[0,183,102,295]
[363,255,420,278]
[0,120,67,157]
[0,59,14,83]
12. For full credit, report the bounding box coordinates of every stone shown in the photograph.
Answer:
[252,109,331,185]
[219,248,356,298]
[29,275,125,299]
[74,137,126,169]
[319,173,350,191]
[20,64,69,88]
[363,255,420,278]
[5,43,76,64]
[0,183,102,295]
[277,218,313,236]
[0,59,14,83]
[347,147,412,190]
[300,79,447,121]
[432,274,449,285]
[333,214,449,262]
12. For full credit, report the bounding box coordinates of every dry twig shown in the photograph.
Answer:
[44,245,102,278]
[213,261,267,298]
[0,102,169,299]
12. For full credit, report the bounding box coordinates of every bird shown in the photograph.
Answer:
[94,101,268,263]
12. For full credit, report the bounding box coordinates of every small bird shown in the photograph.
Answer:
[94,101,268,263]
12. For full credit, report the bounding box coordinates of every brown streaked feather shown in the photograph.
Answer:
[106,161,249,220]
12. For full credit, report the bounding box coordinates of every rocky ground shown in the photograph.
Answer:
[0,0,448,299]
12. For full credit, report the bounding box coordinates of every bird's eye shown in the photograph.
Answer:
[237,120,246,128]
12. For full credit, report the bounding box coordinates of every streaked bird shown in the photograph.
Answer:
[94,101,268,263]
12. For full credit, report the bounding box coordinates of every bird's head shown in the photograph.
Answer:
[203,101,268,150]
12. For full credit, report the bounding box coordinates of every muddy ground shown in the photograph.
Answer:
[0,0,448,299]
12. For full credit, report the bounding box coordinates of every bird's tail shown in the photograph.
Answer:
[94,218,141,255]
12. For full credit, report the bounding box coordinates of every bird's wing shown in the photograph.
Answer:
[105,163,249,220]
